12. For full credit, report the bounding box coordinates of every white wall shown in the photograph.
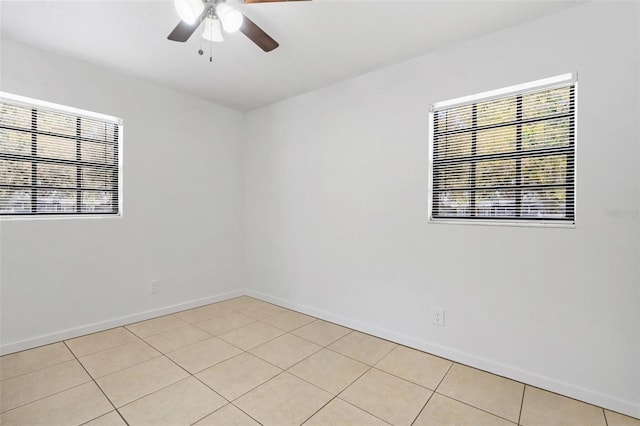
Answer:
[244,1,639,417]
[0,39,245,354]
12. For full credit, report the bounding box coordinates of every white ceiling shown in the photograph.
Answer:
[1,0,583,111]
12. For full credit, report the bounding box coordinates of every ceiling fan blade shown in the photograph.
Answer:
[167,10,208,42]
[168,20,200,42]
[168,21,199,42]
[240,16,279,52]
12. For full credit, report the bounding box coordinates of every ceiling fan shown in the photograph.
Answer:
[168,0,307,52]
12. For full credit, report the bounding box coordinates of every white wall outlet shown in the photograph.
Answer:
[431,307,445,326]
[151,280,159,295]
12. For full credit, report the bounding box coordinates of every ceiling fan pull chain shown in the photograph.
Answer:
[198,35,204,57]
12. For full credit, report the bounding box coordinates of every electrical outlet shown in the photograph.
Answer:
[151,280,159,295]
[431,307,445,326]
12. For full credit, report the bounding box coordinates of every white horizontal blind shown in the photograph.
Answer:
[0,93,122,217]
[429,74,576,224]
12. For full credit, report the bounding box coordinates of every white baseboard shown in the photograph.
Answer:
[246,289,640,420]
[0,289,243,356]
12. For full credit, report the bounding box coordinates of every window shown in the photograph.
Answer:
[428,73,576,226]
[0,92,122,218]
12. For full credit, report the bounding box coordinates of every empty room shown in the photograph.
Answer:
[0,0,638,425]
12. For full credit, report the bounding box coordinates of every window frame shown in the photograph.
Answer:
[428,73,577,228]
[0,91,123,220]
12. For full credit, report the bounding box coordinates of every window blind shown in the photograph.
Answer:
[0,92,122,217]
[429,74,576,225]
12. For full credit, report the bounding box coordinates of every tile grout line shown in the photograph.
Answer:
[156,305,273,425]
[176,375,234,426]
[112,362,213,422]
[432,391,519,425]
[123,313,189,339]
[335,397,394,425]
[157,334,267,425]
[0,380,93,418]
[293,355,371,398]
[325,357,436,426]
[517,384,527,425]
[602,407,609,426]
[0,349,74,384]
[521,384,626,421]
[227,402,265,426]
[190,316,257,338]
[273,327,445,424]
[426,357,454,393]
[300,348,393,424]
[161,303,302,420]
[280,329,369,398]
[250,339,323,372]
[211,310,320,354]
[142,324,215,353]
[62,340,130,426]
[0,349,97,416]
[65,327,141,359]
[205,325,345,413]
[219,365,282,405]
[412,361,522,425]
[127,321,200,342]
[95,341,197,422]
[410,391,435,426]
[366,365,438,395]
[331,364,380,420]
[295,362,387,426]
[409,360,454,425]
[74,338,165,384]
[215,330,284,353]
[298,394,338,425]
[225,369,289,425]
[181,304,273,426]
[289,320,351,346]
[203,318,382,425]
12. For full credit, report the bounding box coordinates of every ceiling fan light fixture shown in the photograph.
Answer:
[215,2,243,33]
[174,0,204,25]
[202,17,224,42]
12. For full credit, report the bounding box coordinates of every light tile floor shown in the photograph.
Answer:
[0,296,638,426]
